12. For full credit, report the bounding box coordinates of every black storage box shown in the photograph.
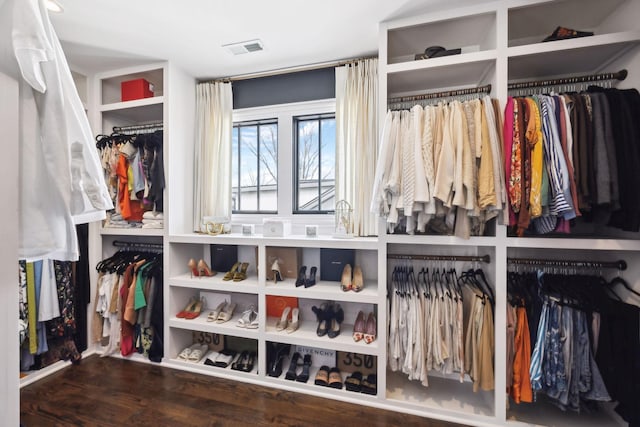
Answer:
[210,244,238,273]
[320,248,355,282]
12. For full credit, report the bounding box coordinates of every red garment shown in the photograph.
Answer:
[116,154,144,221]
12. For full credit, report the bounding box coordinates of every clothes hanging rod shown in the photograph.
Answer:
[204,55,378,83]
[113,121,163,133]
[507,69,627,90]
[507,257,626,271]
[387,84,492,104]
[113,240,164,250]
[388,254,491,263]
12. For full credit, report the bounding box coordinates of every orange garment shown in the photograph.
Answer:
[511,305,533,403]
[116,154,144,221]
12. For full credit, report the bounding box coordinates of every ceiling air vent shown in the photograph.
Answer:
[223,39,264,55]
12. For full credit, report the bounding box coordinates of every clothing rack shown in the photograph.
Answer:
[507,69,628,91]
[113,240,163,251]
[112,122,163,135]
[387,84,492,105]
[507,257,627,271]
[388,253,491,263]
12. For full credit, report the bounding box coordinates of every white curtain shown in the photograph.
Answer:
[335,58,379,236]
[193,82,233,232]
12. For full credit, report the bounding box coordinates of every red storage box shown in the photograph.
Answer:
[121,78,154,102]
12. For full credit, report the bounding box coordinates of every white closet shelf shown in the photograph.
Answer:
[163,356,259,380]
[100,101,163,124]
[384,234,497,247]
[20,359,73,388]
[169,273,259,294]
[169,316,260,340]
[100,227,164,236]
[387,59,495,98]
[269,364,381,398]
[386,50,498,75]
[386,370,494,418]
[508,31,640,80]
[505,237,640,251]
[100,350,158,365]
[168,233,378,249]
[100,95,164,112]
[265,317,380,355]
[264,280,379,304]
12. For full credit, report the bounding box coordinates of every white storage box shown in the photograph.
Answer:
[263,218,291,237]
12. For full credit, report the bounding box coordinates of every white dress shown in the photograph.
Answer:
[0,0,112,261]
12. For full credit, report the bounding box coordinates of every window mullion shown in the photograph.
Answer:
[256,124,261,211]
[317,118,322,213]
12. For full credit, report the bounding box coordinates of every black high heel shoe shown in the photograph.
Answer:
[305,266,317,288]
[268,343,290,377]
[285,352,301,380]
[296,354,312,383]
[295,266,307,287]
[327,303,344,339]
[312,303,329,337]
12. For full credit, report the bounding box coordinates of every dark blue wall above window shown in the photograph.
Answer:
[232,68,335,109]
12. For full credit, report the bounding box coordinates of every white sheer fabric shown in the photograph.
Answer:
[335,58,378,236]
[193,82,233,231]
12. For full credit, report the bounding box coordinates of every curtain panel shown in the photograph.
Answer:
[335,59,379,236]
[193,82,233,231]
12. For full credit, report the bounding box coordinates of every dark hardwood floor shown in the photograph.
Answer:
[21,355,468,427]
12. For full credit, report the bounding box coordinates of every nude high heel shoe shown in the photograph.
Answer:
[340,264,352,291]
[197,259,216,277]
[272,259,283,283]
[188,259,199,278]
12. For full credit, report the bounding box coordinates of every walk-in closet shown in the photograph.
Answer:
[4,0,640,426]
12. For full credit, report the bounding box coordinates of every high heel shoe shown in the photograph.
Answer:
[272,259,283,283]
[223,262,240,281]
[275,306,291,332]
[184,297,205,320]
[312,303,328,337]
[364,312,377,344]
[328,303,344,339]
[352,310,366,342]
[285,307,299,334]
[352,265,364,292]
[176,297,197,318]
[305,266,317,288]
[295,266,307,287]
[198,259,216,277]
[188,259,199,278]
[233,262,249,282]
[341,264,352,291]
[285,352,301,380]
[296,353,312,383]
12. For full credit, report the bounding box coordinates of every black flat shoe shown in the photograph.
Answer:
[345,371,363,392]
[304,266,317,288]
[285,352,301,380]
[243,351,256,373]
[296,354,312,383]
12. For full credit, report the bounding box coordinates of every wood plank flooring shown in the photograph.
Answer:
[21,355,468,427]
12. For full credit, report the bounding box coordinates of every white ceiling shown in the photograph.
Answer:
[48,0,483,79]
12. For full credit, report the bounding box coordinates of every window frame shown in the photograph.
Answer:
[232,118,279,214]
[231,98,336,227]
[293,113,336,214]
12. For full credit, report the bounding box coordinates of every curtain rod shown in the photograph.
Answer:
[388,254,491,263]
[507,69,627,90]
[387,84,492,103]
[507,257,627,271]
[113,240,164,250]
[203,55,378,84]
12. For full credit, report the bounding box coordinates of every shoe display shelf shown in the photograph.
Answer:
[379,0,640,425]
[164,233,386,405]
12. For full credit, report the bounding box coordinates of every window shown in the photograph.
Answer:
[294,114,336,213]
[232,119,278,213]
[232,99,335,219]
